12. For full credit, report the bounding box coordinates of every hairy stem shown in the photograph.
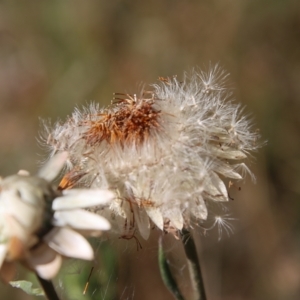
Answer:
[180,228,207,300]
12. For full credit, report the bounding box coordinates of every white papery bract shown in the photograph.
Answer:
[0,152,113,282]
[43,67,261,240]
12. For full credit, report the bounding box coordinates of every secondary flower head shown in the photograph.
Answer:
[0,152,113,282]
[43,66,261,240]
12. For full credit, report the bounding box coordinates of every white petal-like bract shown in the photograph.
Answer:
[38,151,68,182]
[53,189,114,210]
[53,209,111,231]
[44,227,94,260]
[27,244,62,280]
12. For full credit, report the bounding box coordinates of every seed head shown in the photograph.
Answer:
[43,66,262,240]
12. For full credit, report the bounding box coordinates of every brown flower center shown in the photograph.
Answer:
[82,94,161,147]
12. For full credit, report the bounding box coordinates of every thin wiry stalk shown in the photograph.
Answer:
[37,274,60,300]
[158,237,185,300]
[180,228,207,300]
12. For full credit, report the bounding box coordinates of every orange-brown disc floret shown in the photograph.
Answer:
[82,94,161,147]
[58,168,87,190]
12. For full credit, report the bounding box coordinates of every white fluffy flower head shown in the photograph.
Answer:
[0,152,113,282]
[44,66,261,240]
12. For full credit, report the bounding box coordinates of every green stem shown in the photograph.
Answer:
[158,237,185,300]
[37,274,60,300]
[180,228,207,300]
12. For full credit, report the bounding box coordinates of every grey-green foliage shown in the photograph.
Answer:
[10,280,44,297]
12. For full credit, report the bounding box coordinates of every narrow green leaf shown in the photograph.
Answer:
[180,228,207,300]
[158,237,184,300]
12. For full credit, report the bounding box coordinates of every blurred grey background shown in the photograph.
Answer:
[0,1,300,299]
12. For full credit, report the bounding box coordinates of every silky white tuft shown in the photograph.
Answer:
[43,67,262,240]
